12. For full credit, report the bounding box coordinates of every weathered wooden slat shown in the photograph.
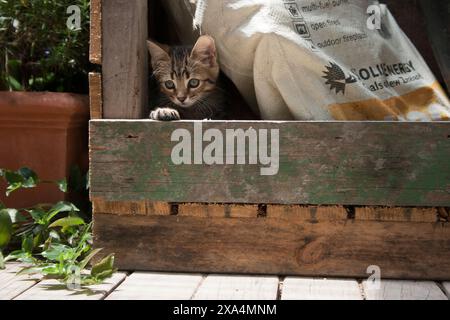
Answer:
[355,207,438,223]
[178,204,259,218]
[281,277,363,300]
[89,72,103,119]
[102,0,148,118]
[14,272,127,300]
[438,207,449,222]
[92,198,171,215]
[106,272,203,300]
[362,280,448,300]
[267,205,348,221]
[93,213,450,280]
[0,264,41,300]
[89,0,102,65]
[90,121,450,206]
[192,275,279,300]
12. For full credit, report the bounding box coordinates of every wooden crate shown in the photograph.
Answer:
[89,0,450,279]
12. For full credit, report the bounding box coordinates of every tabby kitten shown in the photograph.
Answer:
[147,35,227,120]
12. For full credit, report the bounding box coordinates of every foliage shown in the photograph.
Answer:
[0,0,90,93]
[0,167,116,286]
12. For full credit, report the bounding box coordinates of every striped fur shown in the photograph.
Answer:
[147,36,227,120]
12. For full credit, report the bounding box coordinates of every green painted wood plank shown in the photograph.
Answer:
[90,120,450,206]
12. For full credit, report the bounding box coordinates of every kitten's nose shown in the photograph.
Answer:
[177,96,187,103]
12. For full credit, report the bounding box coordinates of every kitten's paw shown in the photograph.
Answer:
[149,108,180,121]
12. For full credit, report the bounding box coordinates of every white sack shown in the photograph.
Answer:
[163,0,450,121]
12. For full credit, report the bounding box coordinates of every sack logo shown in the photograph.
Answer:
[322,62,357,94]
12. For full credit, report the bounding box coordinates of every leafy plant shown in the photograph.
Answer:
[0,0,90,93]
[0,205,13,268]
[0,167,116,286]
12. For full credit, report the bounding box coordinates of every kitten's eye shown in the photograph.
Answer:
[188,78,200,88]
[164,80,175,90]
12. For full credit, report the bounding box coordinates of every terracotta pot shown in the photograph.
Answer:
[0,92,89,208]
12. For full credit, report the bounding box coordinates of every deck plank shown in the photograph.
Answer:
[281,278,363,300]
[362,280,448,300]
[107,272,203,300]
[14,272,127,300]
[0,264,41,300]
[192,275,279,300]
[442,282,450,298]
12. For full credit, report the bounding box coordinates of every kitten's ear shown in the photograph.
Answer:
[191,35,217,67]
[147,40,170,69]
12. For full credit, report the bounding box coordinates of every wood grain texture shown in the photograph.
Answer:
[362,280,448,300]
[438,207,449,222]
[0,264,41,300]
[14,272,127,300]
[89,72,103,119]
[192,275,279,300]
[178,204,258,218]
[93,213,450,280]
[267,205,348,221]
[90,121,450,206]
[281,277,363,300]
[92,198,171,215]
[355,207,438,223]
[89,0,102,64]
[102,0,148,119]
[107,272,203,300]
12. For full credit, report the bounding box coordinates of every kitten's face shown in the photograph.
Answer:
[148,36,220,108]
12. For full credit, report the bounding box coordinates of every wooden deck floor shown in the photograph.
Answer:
[1,263,449,300]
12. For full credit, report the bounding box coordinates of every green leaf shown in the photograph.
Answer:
[41,244,72,261]
[57,178,68,193]
[22,234,34,254]
[48,230,61,241]
[0,209,13,248]
[0,251,4,269]
[79,248,102,270]
[27,207,46,223]
[4,250,34,264]
[45,201,79,222]
[6,75,23,91]
[2,168,38,195]
[41,265,61,276]
[18,168,38,188]
[49,216,85,229]
[91,253,115,280]
[4,170,22,184]
[6,182,22,196]
[4,208,26,224]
